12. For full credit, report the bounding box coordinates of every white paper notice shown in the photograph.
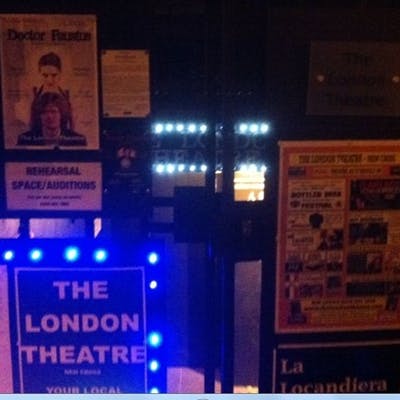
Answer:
[101,50,150,118]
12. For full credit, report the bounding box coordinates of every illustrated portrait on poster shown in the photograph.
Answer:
[0,14,99,150]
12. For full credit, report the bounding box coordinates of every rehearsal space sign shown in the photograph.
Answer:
[13,267,147,393]
[5,162,102,211]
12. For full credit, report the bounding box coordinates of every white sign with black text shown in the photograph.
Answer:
[5,162,102,211]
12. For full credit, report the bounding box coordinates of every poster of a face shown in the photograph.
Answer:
[0,14,99,150]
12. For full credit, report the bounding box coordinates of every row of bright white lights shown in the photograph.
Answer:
[153,123,208,134]
[154,163,208,174]
[153,122,270,135]
[235,122,269,134]
[237,164,267,172]
[153,163,267,173]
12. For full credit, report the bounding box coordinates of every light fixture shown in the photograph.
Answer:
[29,248,43,263]
[235,121,269,135]
[149,280,158,290]
[148,359,160,372]
[2,250,15,262]
[93,248,108,263]
[147,252,160,265]
[152,121,208,134]
[147,331,163,348]
[63,246,80,263]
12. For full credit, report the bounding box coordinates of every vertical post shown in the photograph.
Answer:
[204,0,236,392]
[204,121,218,393]
[18,217,30,239]
[219,0,235,393]
[203,0,220,392]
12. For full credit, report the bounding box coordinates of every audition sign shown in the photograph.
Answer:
[5,162,102,211]
[13,267,146,393]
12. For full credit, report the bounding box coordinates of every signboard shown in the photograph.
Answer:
[276,140,400,333]
[233,133,267,168]
[152,129,267,169]
[103,133,151,215]
[273,342,400,393]
[152,133,207,167]
[5,162,102,211]
[0,14,99,149]
[307,42,400,116]
[0,265,13,393]
[101,50,150,118]
[13,267,147,393]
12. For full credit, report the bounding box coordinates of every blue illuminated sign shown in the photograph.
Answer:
[13,267,146,394]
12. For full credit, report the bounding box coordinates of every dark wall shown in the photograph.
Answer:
[0,2,399,125]
[266,7,400,140]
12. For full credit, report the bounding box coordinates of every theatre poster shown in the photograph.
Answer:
[13,267,147,393]
[0,14,99,150]
[276,140,400,333]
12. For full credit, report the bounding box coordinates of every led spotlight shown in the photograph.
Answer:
[189,164,196,172]
[166,164,175,174]
[178,164,185,172]
[63,246,80,263]
[154,123,163,134]
[188,123,196,133]
[176,123,184,132]
[155,164,165,174]
[239,123,248,133]
[260,123,269,133]
[165,123,174,132]
[2,250,15,262]
[149,387,160,394]
[249,163,258,172]
[29,248,43,262]
[250,123,259,133]
[148,359,160,372]
[199,123,208,133]
[147,331,163,348]
[93,248,108,263]
[147,252,160,265]
[149,280,158,290]
[200,164,207,172]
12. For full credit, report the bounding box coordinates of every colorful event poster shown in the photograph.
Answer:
[0,14,99,149]
[276,140,400,333]
[5,162,102,211]
[0,265,13,393]
[13,267,147,393]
